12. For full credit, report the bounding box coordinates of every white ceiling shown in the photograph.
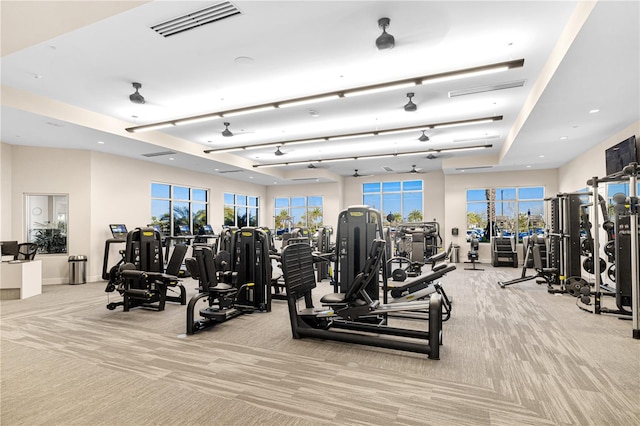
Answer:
[1,1,639,186]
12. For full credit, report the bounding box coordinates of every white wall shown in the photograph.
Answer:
[444,169,559,263]
[8,146,92,284]
[1,143,12,240]
[4,120,637,282]
[559,120,640,192]
[4,146,267,284]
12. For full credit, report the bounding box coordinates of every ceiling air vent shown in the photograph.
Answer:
[449,80,526,98]
[455,166,493,171]
[151,2,242,38]
[142,151,176,157]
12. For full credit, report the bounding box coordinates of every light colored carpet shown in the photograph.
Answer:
[1,263,639,425]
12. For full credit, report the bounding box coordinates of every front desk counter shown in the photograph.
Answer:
[0,260,42,300]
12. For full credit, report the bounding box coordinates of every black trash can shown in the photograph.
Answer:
[69,255,87,284]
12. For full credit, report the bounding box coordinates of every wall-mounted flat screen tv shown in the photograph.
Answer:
[605,135,638,176]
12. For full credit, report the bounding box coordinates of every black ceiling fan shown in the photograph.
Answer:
[404,92,417,112]
[129,82,145,104]
[274,146,286,156]
[222,122,233,137]
[352,169,371,178]
[407,165,424,174]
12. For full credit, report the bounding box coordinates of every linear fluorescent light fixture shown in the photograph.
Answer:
[252,144,493,168]
[204,115,502,154]
[126,59,523,133]
[130,122,176,133]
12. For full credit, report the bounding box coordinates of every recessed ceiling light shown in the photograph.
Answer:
[560,136,568,140]
[97,141,104,144]
[214,168,219,171]
[589,109,600,114]
[526,165,531,168]
[169,157,174,161]
[539,155,544,158]
[273,182,277,184]
[249,176,253,179]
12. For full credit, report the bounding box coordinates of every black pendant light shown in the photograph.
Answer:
[419,130,430,142]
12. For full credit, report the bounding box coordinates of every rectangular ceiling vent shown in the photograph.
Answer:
[151,2,242,38]
[449,80,526,98]
[455,166,493,171]
[217,169,242,174]
[142,151,176,157]
[382,166,394,172]
[292,178,319,181]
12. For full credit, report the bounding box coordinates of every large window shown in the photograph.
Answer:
[224,193,258,227]
[151,183,208,235]
[606,182,640,218]
[25,194,68,254]
[274,196,323,231]
[466,186,545,242]
[363,180,423,223]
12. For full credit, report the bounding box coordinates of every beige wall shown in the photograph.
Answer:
[559,120,640,193]
[1,143,12,240]
[3,120,637,282]
[3,146,267,284]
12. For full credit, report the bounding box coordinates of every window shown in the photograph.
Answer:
[25,194,68,254]
[362,180,423,224]
[224,193,259,227]
[466,186,545,242]
[151,183,208,235]
[606,182,640,219]
[274,196,323,231]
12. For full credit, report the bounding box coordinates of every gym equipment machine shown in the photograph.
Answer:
[281,240,443,359]
[105,227,187,311]
[464,238,483,270]
[315,226,333,281]
[185,227,272,334]
[387,262,455,321]
[491,236,518,267]
[578,166,639,337]
[498,235,552,288]
[335,205,385,301]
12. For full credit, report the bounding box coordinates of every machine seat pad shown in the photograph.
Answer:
[320,292,348,304]
[208,283,235,292]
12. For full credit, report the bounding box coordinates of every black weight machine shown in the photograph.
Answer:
[105,227,187,311]
[577,167,639,335]
[281,239,443,359]
[335,205,450,321]
[490,216,518,268]
[185,227,272,334]
[464,238,483,270]
[499,235,555,288]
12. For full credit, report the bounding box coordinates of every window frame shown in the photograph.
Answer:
[151,183,209,235]
[362,179,423,224]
